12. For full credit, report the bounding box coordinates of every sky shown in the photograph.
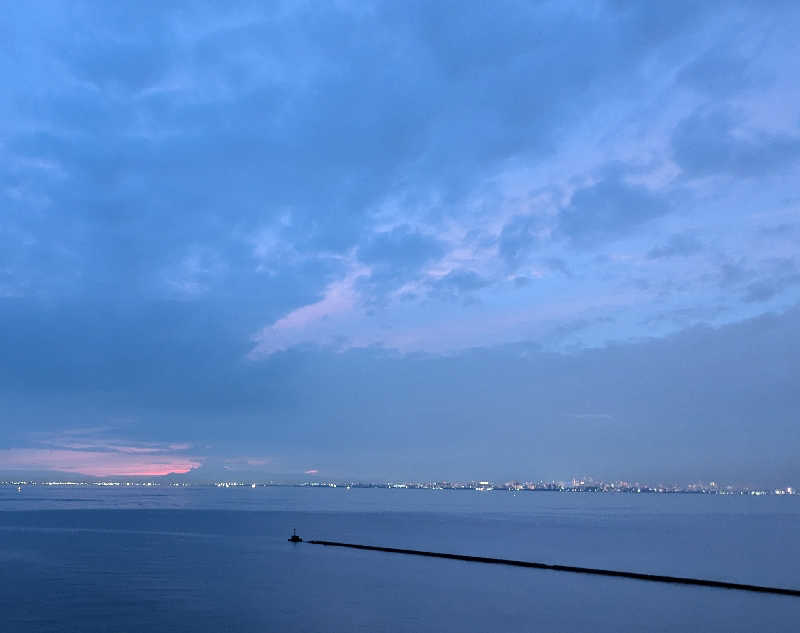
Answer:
[1,1,799,486]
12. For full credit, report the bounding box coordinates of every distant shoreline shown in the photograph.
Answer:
[1,480,795,496]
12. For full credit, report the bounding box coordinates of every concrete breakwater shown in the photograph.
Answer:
[305,539,800,598]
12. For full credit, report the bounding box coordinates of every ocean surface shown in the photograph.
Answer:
[1,485,799,632]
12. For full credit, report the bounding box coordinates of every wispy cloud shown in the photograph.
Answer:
[222,456,273,471]
[0,448,201,477]
[2,431,201,477]
[249,264,369,357]
[564,413,615,421]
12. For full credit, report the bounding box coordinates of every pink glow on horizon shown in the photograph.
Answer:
[304,469,319,474]
[0,448,202,477]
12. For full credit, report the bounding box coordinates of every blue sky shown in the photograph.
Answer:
[1,1,799,484]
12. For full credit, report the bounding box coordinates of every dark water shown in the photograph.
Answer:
[1,486,799,632]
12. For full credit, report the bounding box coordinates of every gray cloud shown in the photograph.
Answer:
[742,259,800,303]
[359,226,444,273]
[759,222,800,237]
[498,214,542,269]
[541,257,573,276]
[676,46,752,97]
[710,256,800,306]
[648,233,704,259]
[0,0,726,305]
[672,108,800,178]
[356,226,447,306]
[427,269,490,302]
[703,254,753,293]
[558,177,670,245]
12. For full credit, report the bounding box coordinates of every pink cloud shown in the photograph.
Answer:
[0,448,201,477]
[304,469,319,475]
[272,272,362,331]
[249,266,369,357]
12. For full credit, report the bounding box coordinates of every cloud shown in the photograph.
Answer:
[540,257,572,277]
[0,428,203,477]
[558,177,670,245]
[741,259,800,303]
[676,46,753,97]
[643,305,728,328]
[498,214,542,269]
[250,265,369,357]
[648,233,704,259]
[161,249,226,298]
[563,413,614,421]
[222,456,273,471]
[359,226,444,272]
[357,226,445,302]
[0,449,200,478]
[549,316,615,341]
[708,255,800,305]
[427,269,490,301]
[671,108,800,178]
[717,258,752,288]
[0,0,733,310]
[0,433,202,478]
[759,222,800,238]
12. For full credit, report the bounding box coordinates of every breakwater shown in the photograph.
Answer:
[307,539,800,597]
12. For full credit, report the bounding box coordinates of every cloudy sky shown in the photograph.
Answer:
[2,1,799,485]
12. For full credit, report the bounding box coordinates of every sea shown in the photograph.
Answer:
[1,485,798,632]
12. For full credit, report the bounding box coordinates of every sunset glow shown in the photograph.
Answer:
[1,448,202,478]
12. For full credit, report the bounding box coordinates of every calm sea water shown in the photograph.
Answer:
[1,485,798,632]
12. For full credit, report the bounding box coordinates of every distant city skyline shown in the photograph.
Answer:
[3,477,796,497]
